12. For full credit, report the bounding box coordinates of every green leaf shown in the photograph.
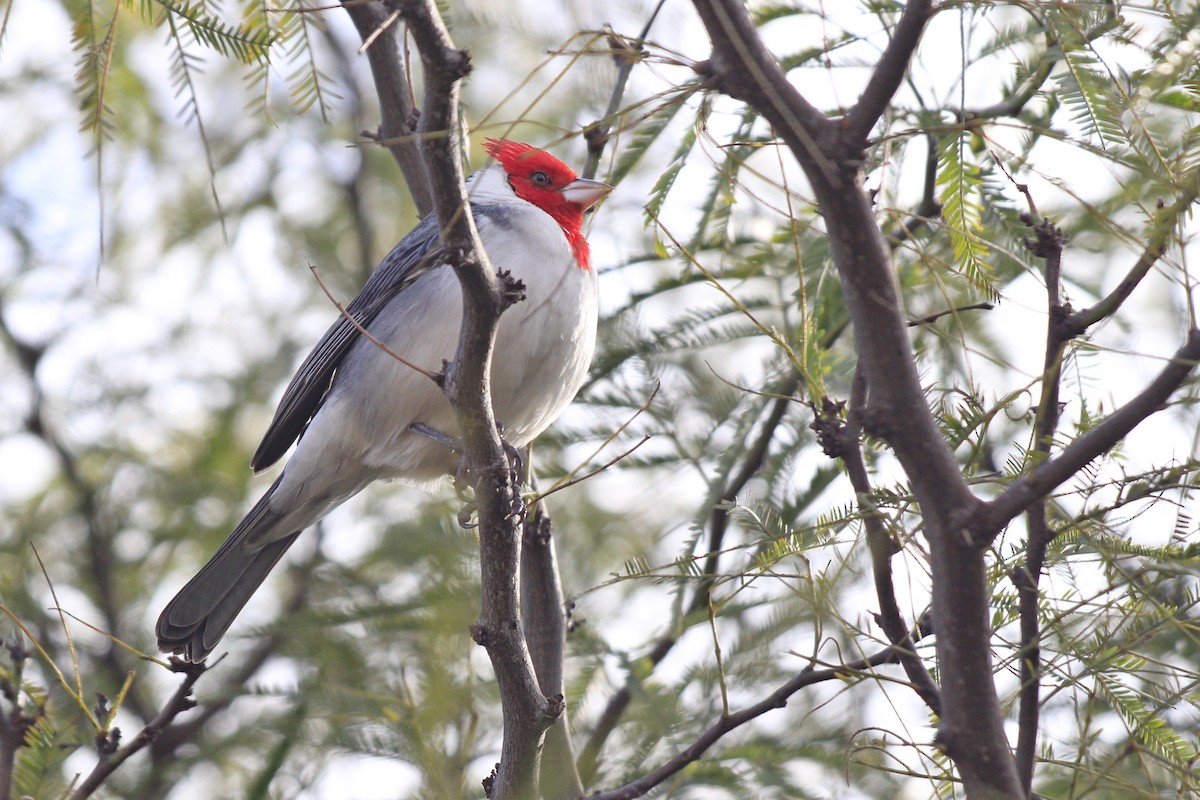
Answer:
[936,133,997,300]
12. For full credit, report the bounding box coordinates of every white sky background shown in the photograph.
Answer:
[2,1,1199,798]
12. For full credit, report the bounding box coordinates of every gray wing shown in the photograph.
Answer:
[250,213,445,471]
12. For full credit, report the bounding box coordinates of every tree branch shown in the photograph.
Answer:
[886,133,941,249]
[521,500,584,800]
[1012,216,1068,796]
[691,0,837,186]
[843,1,934,144]
[69,660,206,800]
[342,0,434,216]
[825,374,942,715]
[959,3,1117,122]
[979,328,1200,543]
[690,1,1023,795]
[581,1,668,180]
[588,624,932,800]
[381,2,557,796]
[577,384,794,783]
[1064,184,1199,336]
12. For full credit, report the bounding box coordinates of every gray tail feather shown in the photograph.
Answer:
[157,475,302,662]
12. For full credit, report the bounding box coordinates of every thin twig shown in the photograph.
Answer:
[581,0,668,179]
[309,264,440,380]
[906,302,994,327]
[530,435,652,504]
[538,382,659,496]
[578,377,796,782]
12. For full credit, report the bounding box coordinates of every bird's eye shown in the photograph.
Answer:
[530,171,552,187]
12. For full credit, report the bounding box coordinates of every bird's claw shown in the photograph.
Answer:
[496,425,527,525]
[430,420,526,527]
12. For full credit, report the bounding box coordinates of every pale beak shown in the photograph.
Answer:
[561,177,614,210]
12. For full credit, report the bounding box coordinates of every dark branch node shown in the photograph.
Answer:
[523,506,553,547]
[584,124,610,155]
[482,765,497,798]
[1020,215,1065,260]
[496,269,527,309]
[543,693,566,722]
[447,48,472,80]
[94,727,121,756]
[808,397,848,458]
[470,623,491,647]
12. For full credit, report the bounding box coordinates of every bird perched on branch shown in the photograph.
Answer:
[157,139,612,662]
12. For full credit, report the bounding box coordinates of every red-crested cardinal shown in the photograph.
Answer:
[157,139,612,662]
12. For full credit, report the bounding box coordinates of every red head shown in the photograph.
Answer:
[483,138,611,269]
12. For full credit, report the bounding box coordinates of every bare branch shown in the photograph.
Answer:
[578,382,794,783]
[824,378,942,715]
[342,0,434,215]
[589,625,932,800]
[886,133,941,249]
[521,500,584,800]
[843,1,934,144]
[958,4,1117,122]
[381,2,557,796]
[69,661,206,800]
[1065,185,1199,335]
[980,329,1200,541]
[581,1,668,179]
[1011,216,1068,795]
[906,301,994,328]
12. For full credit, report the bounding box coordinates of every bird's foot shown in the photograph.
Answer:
[408,422,464,455]
[413,421,526,527]
[495,423,528,526]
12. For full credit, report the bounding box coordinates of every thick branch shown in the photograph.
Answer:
[690,2,1021,795]
[521,500,584,800]
[691,0,837,186]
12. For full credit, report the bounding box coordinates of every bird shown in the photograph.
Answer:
[156,138,612,662]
